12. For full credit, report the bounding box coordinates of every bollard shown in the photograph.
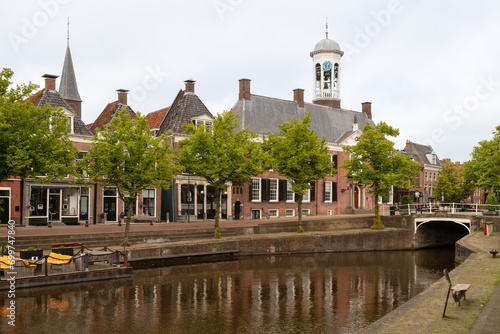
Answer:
[150,219,153,225]
[44,255,49,276]
[48,221,52,228]
[85,220,89,227]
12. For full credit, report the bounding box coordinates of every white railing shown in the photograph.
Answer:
[380,202,500,216]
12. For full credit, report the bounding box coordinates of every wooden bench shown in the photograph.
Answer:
[444,269,471,306]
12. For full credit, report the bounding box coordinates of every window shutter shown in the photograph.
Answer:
[333,155,338,173]
[311,183,315,201]
[279,179,286,201]
[332,182,338,202]
[323,181,327,202]
[249,183,253,201]
[261,179,267,201]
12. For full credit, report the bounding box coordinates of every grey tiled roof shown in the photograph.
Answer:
[29,89,92,136]
[230,95,374,143]
[59,47,82,102]
[412,142,442,167]
[158,90,213,135]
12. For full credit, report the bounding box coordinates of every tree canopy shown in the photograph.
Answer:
[464,125,500,199]
[0,68,77,182]
[342,122,421,229]
[434,159,472,203]
[263,112,335,231]
[178,110,267,238]
[78,109,178,244]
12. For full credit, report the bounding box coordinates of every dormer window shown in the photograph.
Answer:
[191,115,214,132]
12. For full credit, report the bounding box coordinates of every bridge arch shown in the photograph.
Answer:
[414,217,471,248]
[415,217,471,234]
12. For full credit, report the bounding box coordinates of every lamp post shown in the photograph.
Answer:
[489,148,499,208]
[187,175,191,224]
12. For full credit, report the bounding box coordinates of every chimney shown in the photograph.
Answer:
[116,89,129,105]
[293,88,304,108]
[185,79,195,93]
[239,79,251,100]
[42,74,58,91]
[362,102,372,120]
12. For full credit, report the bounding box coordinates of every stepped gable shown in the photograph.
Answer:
[158,89,212,135]
[231,94,373,143]
[25,88,92,136]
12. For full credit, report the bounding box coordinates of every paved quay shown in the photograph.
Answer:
[359,231,500,334]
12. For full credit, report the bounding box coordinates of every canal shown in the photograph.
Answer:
[1,248,455,334]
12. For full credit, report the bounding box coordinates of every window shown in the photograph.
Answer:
[76,151,88,178]
[286,180,294,202]
[269,179,278,202]
[192,118,213,132]
[251,178,261,202]
[269,209,279,218]
[425,172,428,181]
[61,188,78,216]
[285,209,295,217]
[301,209,310,216]
[324,181,332,202]
[142,189,155,216]
[327,210,332,215]
[30,187,47,217]
[0,189,10,224]
[303,187,311,203]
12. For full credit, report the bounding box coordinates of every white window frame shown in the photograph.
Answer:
[286,180,295,202]
[301,209,310,216]
[269,178,279,202]
[303,187,311,203]
[324,181,332,203]
[142,189,156,217]
[269,209,279,218]
[285,209,295,217]
[252,178,261,202]
[0,187,11,222]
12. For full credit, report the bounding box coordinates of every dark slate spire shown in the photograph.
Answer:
[59,46,81,102]
[59,19,82,117]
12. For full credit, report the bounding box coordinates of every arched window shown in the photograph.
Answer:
[333,63,339,90]
[323,68,331,89]
[315,63,321,89]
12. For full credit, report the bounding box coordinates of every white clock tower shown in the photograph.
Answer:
[310,22,343,108]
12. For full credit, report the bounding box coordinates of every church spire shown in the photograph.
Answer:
[59,17,82,118]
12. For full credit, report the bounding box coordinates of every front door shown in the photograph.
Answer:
[234,201,241,220]
[104,197,117,222]
[49,193,60,221]
[354,187,360,209]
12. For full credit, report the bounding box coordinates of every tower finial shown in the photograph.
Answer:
[67,17,69,47]
[326,16,329,39]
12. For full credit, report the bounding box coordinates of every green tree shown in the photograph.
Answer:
[178,110,267,238]
[434,159,472,203]
[464,126,500,204]
[0,68,77,182]
[78,109,177,244]
[342,122,420,229]
[263,113,335,232]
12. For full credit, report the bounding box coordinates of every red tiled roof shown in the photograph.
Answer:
[89,101,136,135]
[146,107,169,129]
[24,89,45,105]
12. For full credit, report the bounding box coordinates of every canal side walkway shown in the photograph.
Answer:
[359,231,500,334]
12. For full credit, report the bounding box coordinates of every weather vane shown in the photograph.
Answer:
[67,17,70,47]
[326,16,329,39]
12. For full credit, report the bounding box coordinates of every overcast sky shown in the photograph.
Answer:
[2,0,500,163]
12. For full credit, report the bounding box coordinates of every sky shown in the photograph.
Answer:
[1,0,500,163]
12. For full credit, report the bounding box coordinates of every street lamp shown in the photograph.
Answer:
[489,149,499,208]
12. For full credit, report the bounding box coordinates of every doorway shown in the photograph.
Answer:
[234,201,241,220]
[354,186,360,209]
[49,190,60,222]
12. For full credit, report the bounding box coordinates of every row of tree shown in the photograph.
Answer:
[1,68,425,243]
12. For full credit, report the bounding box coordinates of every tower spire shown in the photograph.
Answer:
[326,16,328,39]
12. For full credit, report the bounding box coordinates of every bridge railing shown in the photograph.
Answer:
[381,202,500,216]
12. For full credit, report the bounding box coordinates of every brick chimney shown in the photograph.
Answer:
[239,79,251,100]
[293,88,304,108]
[116,89,129,105]
[362,102,372,120]
[42,74,58,91]
[185,79,195,93]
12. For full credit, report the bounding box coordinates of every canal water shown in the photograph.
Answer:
[1,248,455,334]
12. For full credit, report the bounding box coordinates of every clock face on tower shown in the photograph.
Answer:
[322,61,332,71]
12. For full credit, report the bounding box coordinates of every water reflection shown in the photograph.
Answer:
[0,248,455,334]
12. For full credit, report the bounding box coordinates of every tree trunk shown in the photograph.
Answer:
[214,189,221,239]
[124,200,133,245]
[371,197,384,229]
[297,194,304,233]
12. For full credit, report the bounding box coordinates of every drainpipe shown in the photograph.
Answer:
[93,183,97,224]
[20,178,24,226]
